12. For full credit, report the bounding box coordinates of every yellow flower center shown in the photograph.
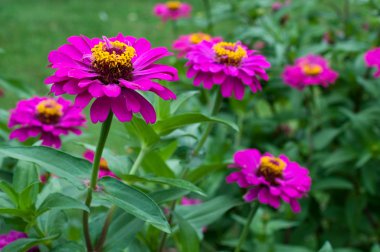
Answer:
[166,1,181,10]
[189,33,212,44]
[301,62,323,76]
[99,158,109,170]
[36,99,63,124]
[213,42,247,66]
[91,40,136,83]
[257,156,286,184]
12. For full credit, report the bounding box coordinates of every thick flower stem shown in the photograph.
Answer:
[202,0,214,35]
[83,112,114,252]
[94,205,116,251]
[234,203,258,252]
[193,90,223,156]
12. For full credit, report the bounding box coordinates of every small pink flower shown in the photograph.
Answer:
[154,1,192,22]
[364,47,380,78]
[9,97,86,148]
[253,41,265,50]
[0,231,39,251]
[45,34,178,124]
[282,55,338,90]
[83,150,118,179]
[226,149,311,213]
[172,33,222,58]
[181,197,202,206]
[185,41,270,100]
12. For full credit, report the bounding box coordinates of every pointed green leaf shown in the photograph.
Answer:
[97,177,170,233]
[37,193,89,215]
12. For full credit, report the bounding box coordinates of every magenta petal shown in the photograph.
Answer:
[111,96,133,122]
[90,97,111,123]
[102,84,121,97]
[75,92,93,108]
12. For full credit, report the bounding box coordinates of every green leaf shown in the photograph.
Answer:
[18,182,39,210]
[0,146,91,188]
[174,212,200,252]
[313,178,353,191]
[318,241,334,252]
[121,175,206,196]
[37,193,89,215]
[0,208,30,217]
[142,150,175,178]
[186,163,228,183]
[50,242,85,252]
[149,189,189,204]
[126,117,160,147]
[0,77,33,98]
[97,177,170,233]
[153,113,239,135]
[371,244,380,252]
[176,196,241,228]
[2,234,60,252]
[0,181,18,206]
[12,161,39,193]
[171,91,199,114]
[313,129,341,150]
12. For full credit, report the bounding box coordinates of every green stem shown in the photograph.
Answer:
[157,200,177,252]
[129,147,149,175]
[171,20,178,37]
[83,112,114,252]
[193,91,223,156]
[202,0,214,35]
[234,204,258,252]
[94,205,117,251]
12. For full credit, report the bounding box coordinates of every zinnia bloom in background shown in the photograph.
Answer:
[185,41,270,99]
[173,33,222,58]
[181,197,202,206]
[9,97,86,148]
[0,231,39,251]
[226,149,311,213]
[83,150,117,179]
[282,55,338,90]
[45,33,178,124]
[364,47,380,78]
[154,1,191,22]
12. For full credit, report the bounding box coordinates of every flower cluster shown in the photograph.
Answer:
[9,96,86,148]
[45,34,178,124]
[226,149,311,213]
[364,47,380,78]
[282,55,338,90]
[0,231,39,251]
[185,40,270,100]
[83,150,118,179]
[154,1,191,22]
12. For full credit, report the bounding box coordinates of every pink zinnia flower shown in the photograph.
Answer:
[282,55,338,90]
[154,1,191,22]
[226,149,311,213]
[185,41,271,100]
[45,34,178,124]
[364,47,380,78]
[181,197,202,206]
[0,231,39,251]
[83,150,117,179]
[8,97,86,148]
[172,33,222,58]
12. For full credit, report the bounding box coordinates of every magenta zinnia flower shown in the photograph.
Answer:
[9,97,86,148]
[0,231,39,251]
[45,34,178,124]
[83,150,117,179]
[226,149,311,213]
[282,54,338,90]
[181,197,202,206]
[154,1,191,22]
[185,41,271,100]
[364,47,380,78]
[172,33,222,58]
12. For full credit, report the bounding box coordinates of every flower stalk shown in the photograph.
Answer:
[234,203,258,252]
[83,112,114,251]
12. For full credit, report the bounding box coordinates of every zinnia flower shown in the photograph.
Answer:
[181,197,202,206]
[154,1,191,22]
[282,54,338,90]
[364,47,380,78]
[172,33,222,58]
[0,231,39,251]
[83,150,117,179]
[226,149,311,213]
[185,41,271,100]
[9,97,86,148]
[45,34,178,124]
